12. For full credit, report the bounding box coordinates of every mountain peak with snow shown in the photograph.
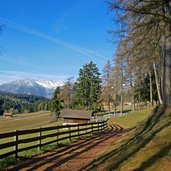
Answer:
[35,80,64,89]
[0,79,64,98]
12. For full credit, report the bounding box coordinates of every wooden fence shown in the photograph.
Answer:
[0,121,107,160]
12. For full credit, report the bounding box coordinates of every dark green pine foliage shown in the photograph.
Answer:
[50,87,62,117]
[134,72,158,103]
[0,99,4,115]
[0,91,50,114]
[75,61,101,110]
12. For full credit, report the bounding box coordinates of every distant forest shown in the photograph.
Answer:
[0,91,50,115]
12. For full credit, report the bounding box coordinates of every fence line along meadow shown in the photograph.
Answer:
[0,121,108,159]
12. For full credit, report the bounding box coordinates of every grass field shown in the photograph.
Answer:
[90,106,171,171]
[0,111,63,160]
[0,111,55,133]
[1,107,170,170]
[0,109,102,169]
[97,105,132,114]
[108,108,153,128]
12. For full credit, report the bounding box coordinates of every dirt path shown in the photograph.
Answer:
[4,125,123,171]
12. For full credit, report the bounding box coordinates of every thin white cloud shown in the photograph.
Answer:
[32,65,80,71]
[0,55,80,71]
[77,47,108,61]
[0,70,69,84]
[0,17,107,61]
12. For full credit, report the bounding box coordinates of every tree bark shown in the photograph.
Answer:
[153,62,163,105]
[161,0,171,106]
[148,71,153,106]
[130,71,135,111]
[120,83,123,115]
[108,95,111,113]
[163,32,171,106]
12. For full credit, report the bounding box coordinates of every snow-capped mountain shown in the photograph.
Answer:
[35,80,63,89]
[0,79,64,98]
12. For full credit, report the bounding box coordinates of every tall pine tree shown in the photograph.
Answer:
[75,61,101,110]
[50,87,62,119]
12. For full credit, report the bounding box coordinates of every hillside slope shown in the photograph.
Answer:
[89,106,171,171]
[0,91,49,114]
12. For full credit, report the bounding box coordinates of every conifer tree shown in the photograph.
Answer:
[0,99,4,115]
[75,61,101,110]
[50,87,62,117]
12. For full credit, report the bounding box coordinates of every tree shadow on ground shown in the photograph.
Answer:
[5,125,123,171]
[133,143,171,171]
[81,106,171,171]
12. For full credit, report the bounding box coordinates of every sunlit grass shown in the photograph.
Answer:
[0,111,51,133]
[91,106,171,171]
[0,122,105,169]
[109,108,153,128]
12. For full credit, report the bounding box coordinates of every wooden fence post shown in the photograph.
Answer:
[57,128,59,145]
[103,121,106,131]
[91,123,93,134]
[98,123,100,133]
[38,127,42,151]
[86,125,87,134]
[14,130,18,159]
[69,126,71,142]
[78,125,80,139]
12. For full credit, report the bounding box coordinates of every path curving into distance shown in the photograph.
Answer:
[4,124,124,171]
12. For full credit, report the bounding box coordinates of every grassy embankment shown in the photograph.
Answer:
[88,106,171,171]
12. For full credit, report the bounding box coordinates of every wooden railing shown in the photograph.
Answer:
[0,121,107,159]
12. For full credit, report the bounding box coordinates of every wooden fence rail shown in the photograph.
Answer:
[0,121,107,160]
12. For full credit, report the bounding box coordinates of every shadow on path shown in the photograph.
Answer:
[6,124,123,171]
[81,106,171,171]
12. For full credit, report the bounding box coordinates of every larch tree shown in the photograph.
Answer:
[60,77,74,109]
[101,60,113,113]
[113,40,128,114]
[108,0,171,107]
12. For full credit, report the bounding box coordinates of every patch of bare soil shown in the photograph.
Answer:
[4,125,123,171]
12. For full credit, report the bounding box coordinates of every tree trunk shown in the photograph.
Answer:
[130,71,135,111]
[153,62,163,105]
[120,60,124,115]
[108,96,111,113]
[161,0,171,106]
[120,84,123,115]
[148,71,153,106]
[138,93,141,110]
[163,32,171,106]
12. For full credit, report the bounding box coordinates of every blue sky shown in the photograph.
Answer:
[0,0,116,84]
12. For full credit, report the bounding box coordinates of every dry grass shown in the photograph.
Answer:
[0,111,63,158]
[0,111,52,133]
[89,106,171,171]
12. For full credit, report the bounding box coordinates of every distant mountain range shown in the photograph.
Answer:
[0,79,64,98]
